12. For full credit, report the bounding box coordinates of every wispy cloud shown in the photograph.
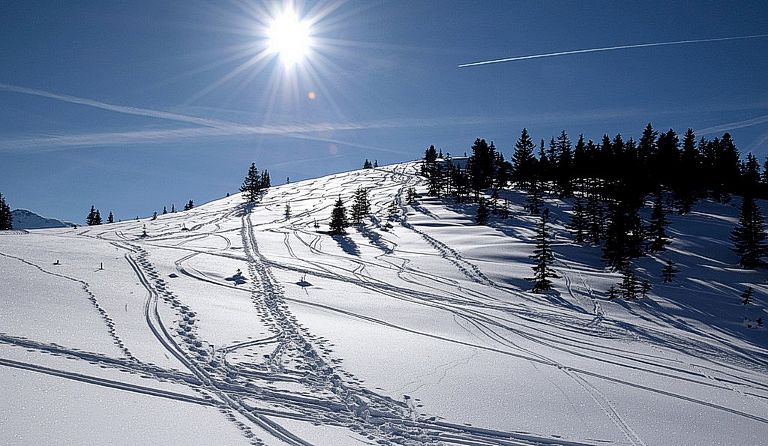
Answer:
[458,33,768,68]
[0,82,671,154]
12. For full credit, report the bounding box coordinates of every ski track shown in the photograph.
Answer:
[4,163,768,445]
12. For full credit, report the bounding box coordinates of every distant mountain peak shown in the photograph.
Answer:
[10,209,74,229]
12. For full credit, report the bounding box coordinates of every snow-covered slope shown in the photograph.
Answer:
[1,162,767,445]
[10,209,74,229]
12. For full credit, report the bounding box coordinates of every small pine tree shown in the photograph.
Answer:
[731,195,767,268]
[171,204,175,213]
[529,208,559,293]
[260,170,271,189]
[162,206,167,215]
[107,211,114,224]
[240,162,262,202]
[648,192,671,251]
[618,266,640,299]
[387,201,400,221]
[742,287,753,305]
[0,193,12,230]
[184,200,194,211]
[373,160,378,168]
[86,206,102,225]
[662,259,677,283]
[475,198,489,225]
[363,159,373,169]
[284,203,292,219]
[329,196,349,235]
[351,187,370,224]
[151,212,157,221]
[405,187,417,204]
[607,285,619,300]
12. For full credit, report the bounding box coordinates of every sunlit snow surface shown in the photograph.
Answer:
[1,162,767,445]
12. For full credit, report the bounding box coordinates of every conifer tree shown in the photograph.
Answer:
[529,208,559,293]
[742,153,761,193]
[260,170,271,189]
[284,203,291,219]
[329,196,349,235]
[363,159,373,169]
[475,198,489,225]
[107,211,114,224]
[648,192,671,251]
[603,202,630,270]
[742,287,753,305]
[351,187,370,224]
[387,201,400,221]
[525,179,543,215]
[423,145,438,163]
[586,191,603,244]
[662,259,677,283]
[151,212,157,221]
[490,188,499,214]
[86,206,99,226]
[171,204,175,213]
[511,128,537,189]
[240,162,262,202]
[568,194,588,243]
[184,200,194,211]
[93,210,102,225]
[555,130,573,197]
[676,128,700,213]
[0,193,12,230]
[731,195,767,268]
[537,138,551,185]
[374,160,378,168]
[618,265,640,299]
[405,187,417,204]
[468,138,495,198]
[162,206,167,215]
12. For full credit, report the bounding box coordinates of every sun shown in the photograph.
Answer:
[267,9,312,67]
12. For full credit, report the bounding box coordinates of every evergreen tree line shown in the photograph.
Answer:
[420,123,768,296]
[0,192,12,230]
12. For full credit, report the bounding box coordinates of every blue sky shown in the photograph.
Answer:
[1,0,767,223]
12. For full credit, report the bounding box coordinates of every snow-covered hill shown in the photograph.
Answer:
[10,208,74,229]
[1,162,767,445]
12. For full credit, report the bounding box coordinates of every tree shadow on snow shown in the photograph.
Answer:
[333,234,360,256]
[357,225,392,254]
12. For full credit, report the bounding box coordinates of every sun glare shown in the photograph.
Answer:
[267,9,312,66]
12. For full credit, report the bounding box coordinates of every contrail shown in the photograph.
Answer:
[0,82,237,128]
[696,113,768,135]
[458,33,768,68]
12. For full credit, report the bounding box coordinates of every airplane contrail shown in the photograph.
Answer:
[458,33,768,68]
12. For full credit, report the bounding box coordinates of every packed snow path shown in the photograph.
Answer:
[2,162,767,445]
